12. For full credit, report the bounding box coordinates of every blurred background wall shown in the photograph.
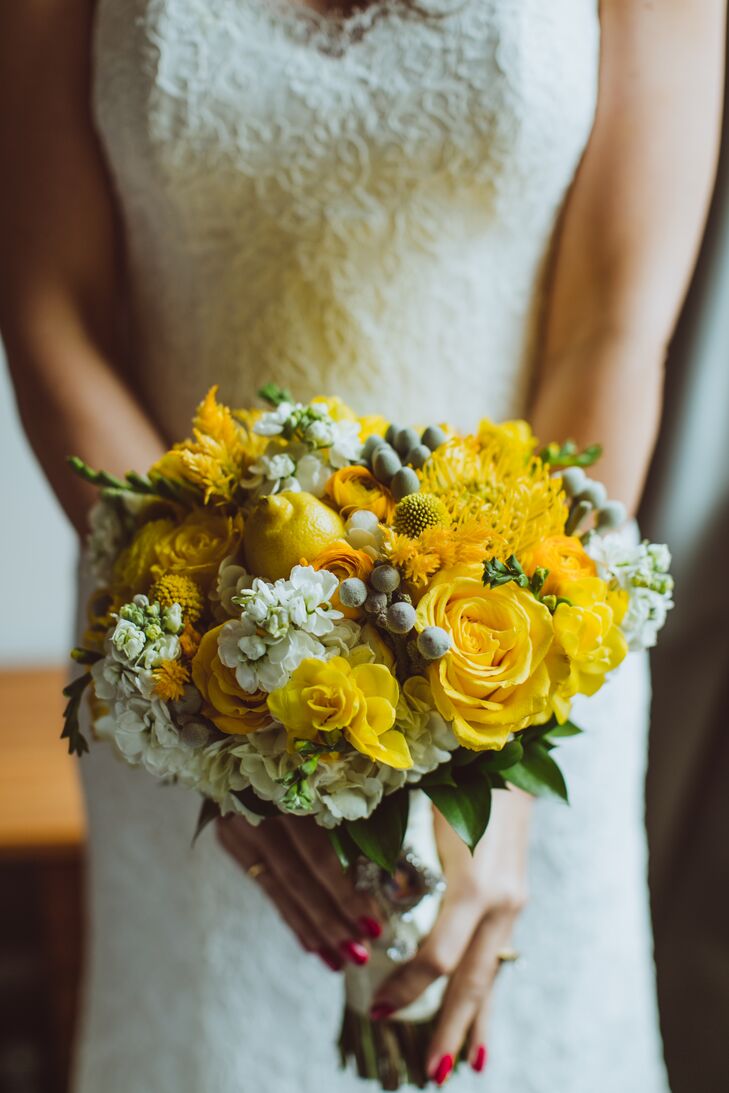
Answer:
[0,348,83,1093]
[0,352,76,662]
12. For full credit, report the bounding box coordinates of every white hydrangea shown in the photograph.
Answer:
[218,566,352,693]
[586,534,674,651]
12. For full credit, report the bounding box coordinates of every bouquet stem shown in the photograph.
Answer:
[338,1007,439,1090]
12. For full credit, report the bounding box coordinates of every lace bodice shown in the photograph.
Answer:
[93,0,599,437]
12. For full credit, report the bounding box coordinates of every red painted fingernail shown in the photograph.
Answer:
[340,939,369,966]
[431,1054,454,1086]
[358,915,383,940]
[370,1002,396,1021]
[317,948,343,972]
[472,1044,488,1072]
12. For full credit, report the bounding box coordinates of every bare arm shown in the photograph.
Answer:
[372,1,726,1080]
[532,0,726,512]
[0,1,166,536]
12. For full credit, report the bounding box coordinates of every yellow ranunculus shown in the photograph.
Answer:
[151,509,244,591]
[520,535,597,597]
[191,626,271,735]
[416,565,555,750]
[267,656,411,769]
[325,466,396,522]
[551,577,628,719]
[310,539,375,618]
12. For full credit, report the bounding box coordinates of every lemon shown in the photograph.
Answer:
[244,491,346,581]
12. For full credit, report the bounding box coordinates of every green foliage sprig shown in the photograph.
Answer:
[257,383,294,407]
[539,439,602,468]
[67,455,200,505]
[61,671,93,756]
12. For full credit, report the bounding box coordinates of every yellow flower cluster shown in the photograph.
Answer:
[151,387,269,504]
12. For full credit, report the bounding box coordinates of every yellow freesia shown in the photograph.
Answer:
[416,564,556,750]
[267,657,411,769]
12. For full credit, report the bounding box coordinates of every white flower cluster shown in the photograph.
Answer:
[587,535,674,650]
[92,597,211,787]
[245,399,362,498]
[218,565,355,692]
[208,678,458,828]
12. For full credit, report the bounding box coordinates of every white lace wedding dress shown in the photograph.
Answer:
[73,1,670,1089]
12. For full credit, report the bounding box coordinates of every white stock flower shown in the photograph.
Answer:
[213,557,254,618]
[328,419,363,467]
[254,401,299,436]
[295,453,331,497]
[586,534,674,651]
[111,618,147,663]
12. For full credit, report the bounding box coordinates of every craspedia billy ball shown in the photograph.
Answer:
[149,573,205,624]
[393,492,449,538]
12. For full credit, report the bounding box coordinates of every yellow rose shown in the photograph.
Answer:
[520,535,597,597]
[152,510,244,591]
[416,565,555,749]
[191,626,271,735]
[326,466,396,522]
[551,577,628,719]
[267,656,411,769]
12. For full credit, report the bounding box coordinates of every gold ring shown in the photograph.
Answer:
[497,948,520,964]
[247,861,267,880]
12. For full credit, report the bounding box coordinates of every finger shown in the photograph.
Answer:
[285,819,383,939]
[216,820,319,957]
[223,818,371,965]
[426,912,515,1079]
[370,892,485,1018]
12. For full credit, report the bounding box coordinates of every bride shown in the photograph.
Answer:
[1,1,723,1089]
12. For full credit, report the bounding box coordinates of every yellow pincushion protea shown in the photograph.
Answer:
[419,434,567,558]
[149,573,205,624]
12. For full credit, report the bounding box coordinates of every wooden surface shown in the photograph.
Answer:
[0,666,86,855]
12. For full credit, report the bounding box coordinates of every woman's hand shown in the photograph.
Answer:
[216,813,384,972]
[370,789,533,1085]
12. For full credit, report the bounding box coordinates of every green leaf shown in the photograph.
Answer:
[418,762,458,788]
[70,647,103,665]
[328,826,359,872]
[424,770,492,852]
[231,787,281,819]
[346,789,410,872]
[479,739,524,772]
[501,743,569,803]
[543,719,583,741]
[192,797,220,846]
[61,673,92,757]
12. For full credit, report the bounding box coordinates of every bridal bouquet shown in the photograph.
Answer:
[63,385,673,1088]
